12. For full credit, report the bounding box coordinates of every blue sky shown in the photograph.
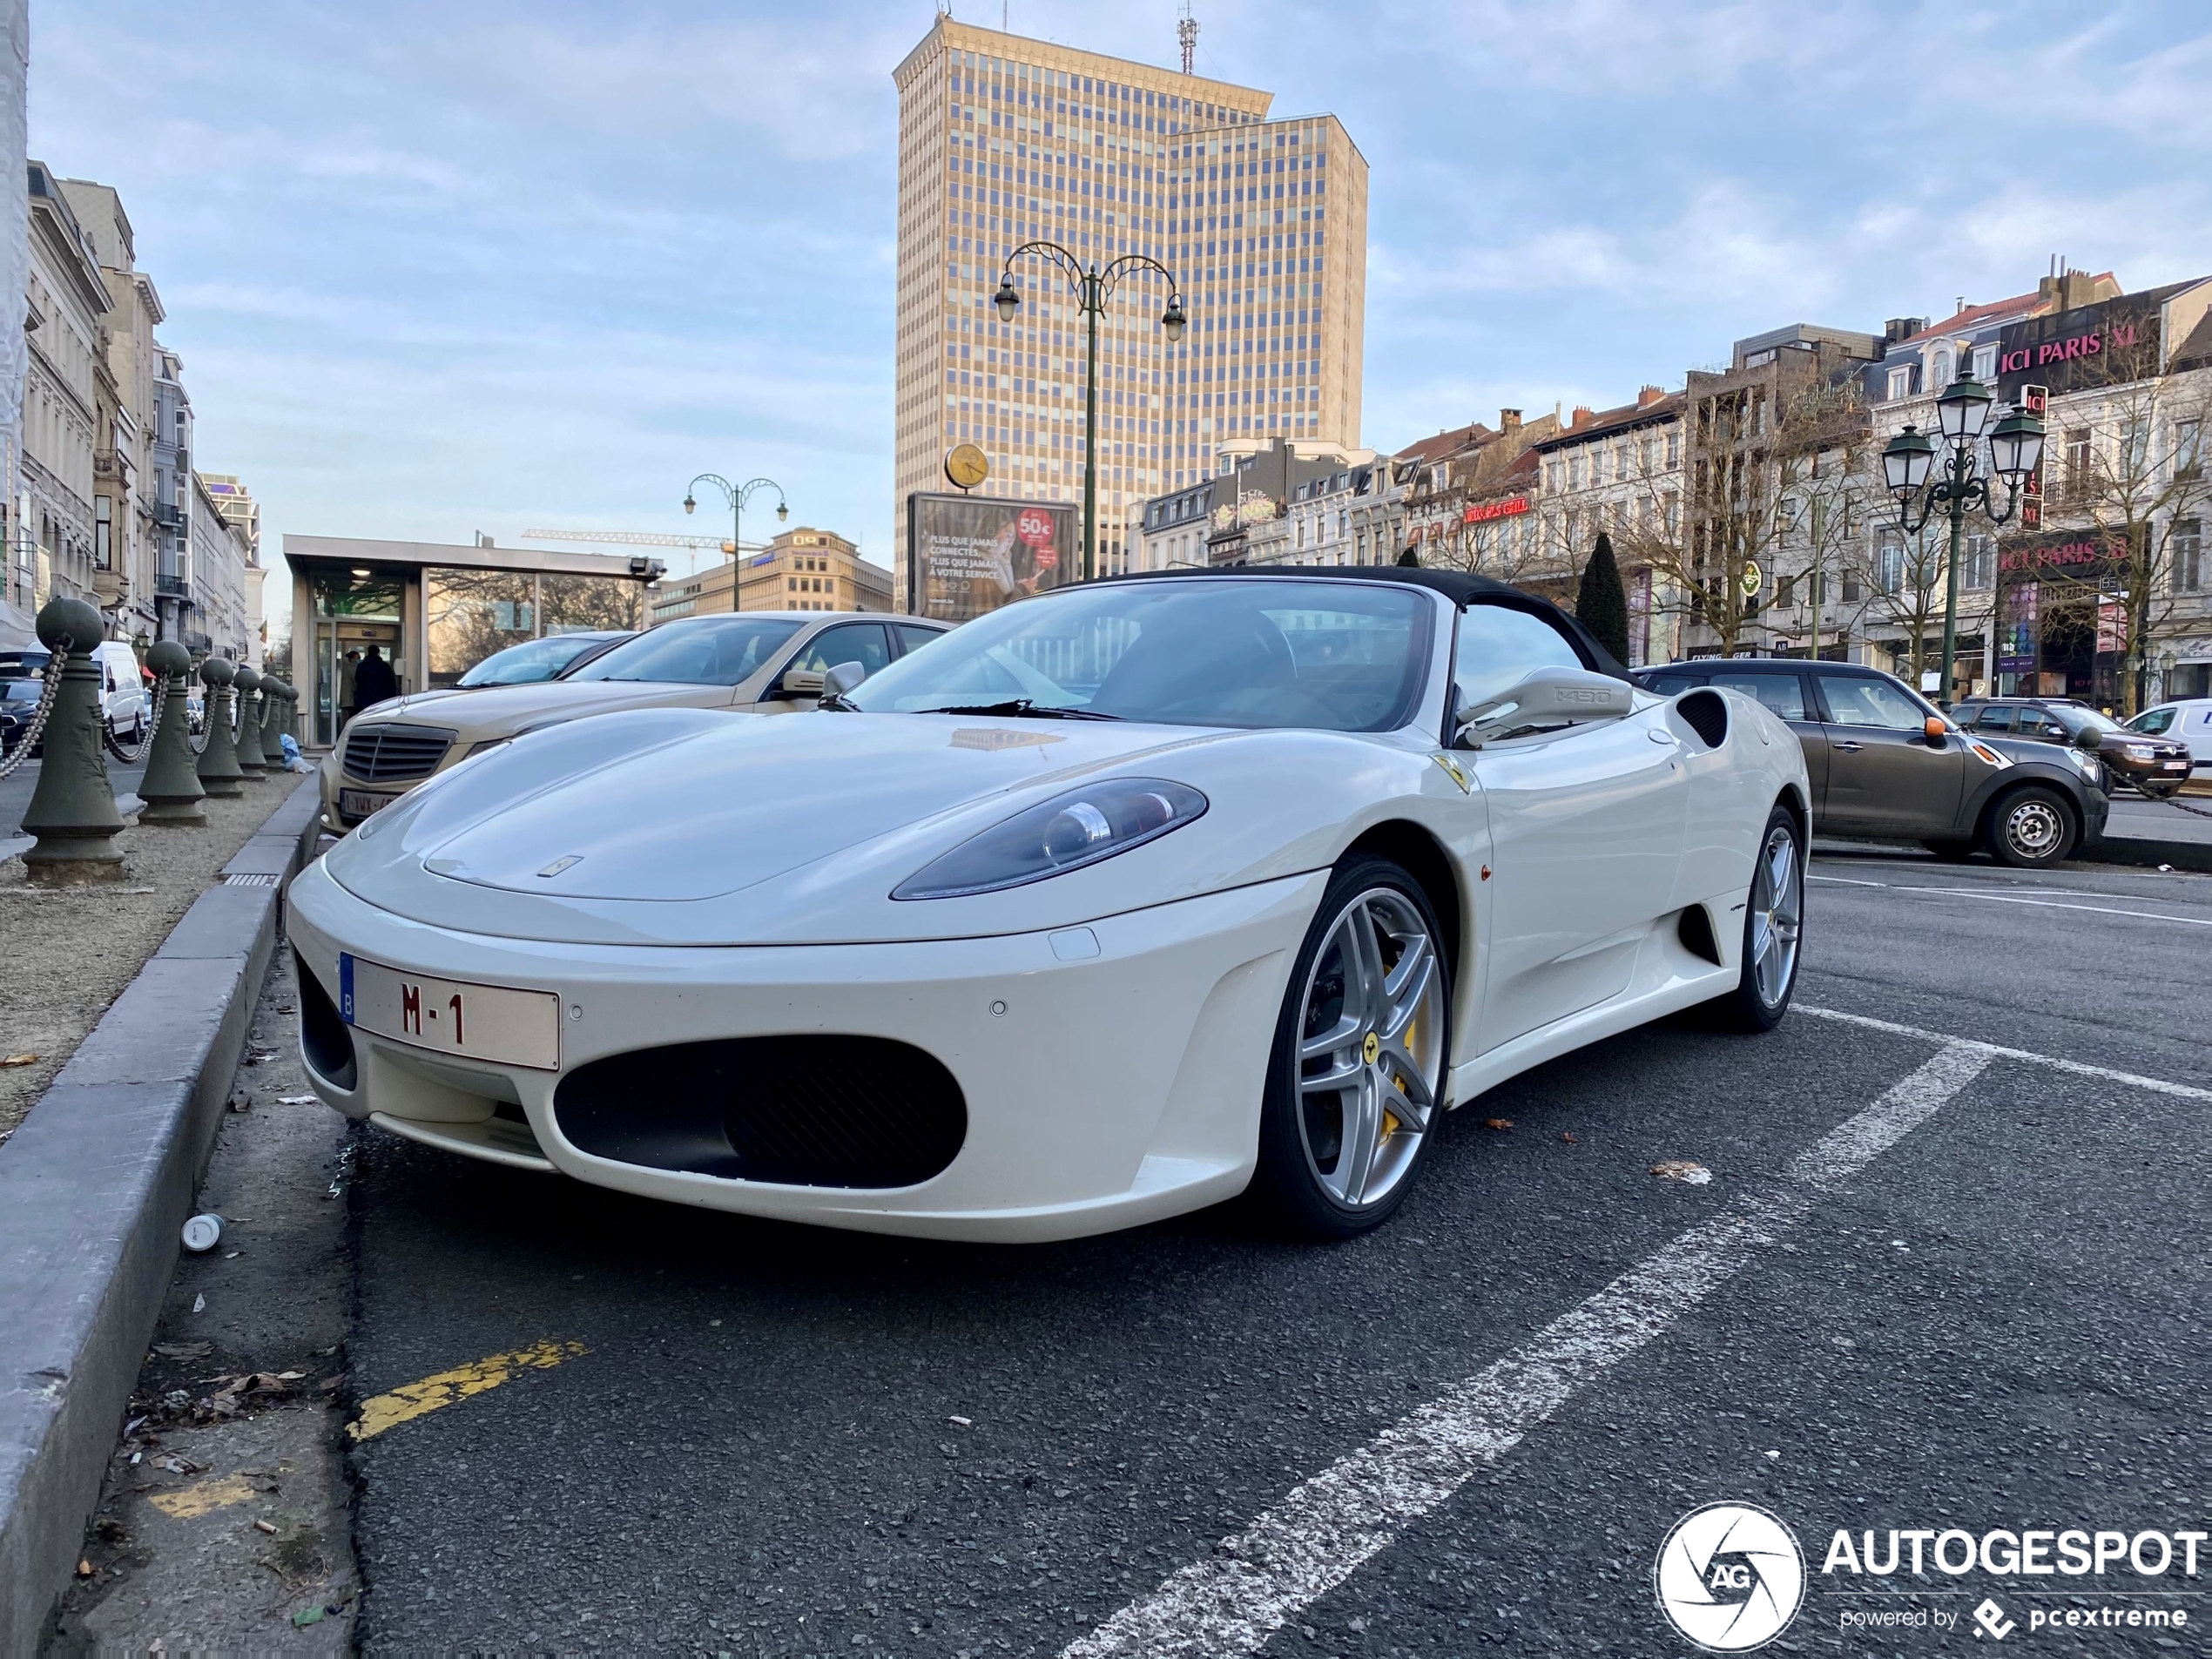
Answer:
[28,1,2212,612]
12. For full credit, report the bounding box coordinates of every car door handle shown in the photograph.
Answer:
[1832,739,1863,752]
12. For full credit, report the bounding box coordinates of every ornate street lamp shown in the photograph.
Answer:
[1882,370,2044,705]
[995,244,1187,582]
[684,475,788,611]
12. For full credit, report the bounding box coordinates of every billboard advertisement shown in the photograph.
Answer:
[906,492,1075,622]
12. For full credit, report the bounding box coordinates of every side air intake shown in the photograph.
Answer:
[1677,688,1729,749]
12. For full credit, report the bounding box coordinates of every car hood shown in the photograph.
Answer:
[354,679,731,738]
[322,708,1437,946]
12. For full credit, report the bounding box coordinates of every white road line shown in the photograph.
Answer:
[1062,1046,1994,1659]
[1808,873,2212,927]
[1795,1004,2212,1102]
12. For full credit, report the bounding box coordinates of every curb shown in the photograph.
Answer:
[0,777,323,1650]
[2070,835,2212,875]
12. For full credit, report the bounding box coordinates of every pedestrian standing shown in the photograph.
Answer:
[353,644,398,715]
[340,648,361,727]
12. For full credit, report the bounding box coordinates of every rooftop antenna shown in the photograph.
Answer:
[1178,3,1198,73]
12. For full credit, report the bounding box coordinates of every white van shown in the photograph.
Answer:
[2126,698,2212,776]
[0,641,151,743]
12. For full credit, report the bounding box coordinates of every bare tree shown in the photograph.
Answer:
[2013,341,2212,713]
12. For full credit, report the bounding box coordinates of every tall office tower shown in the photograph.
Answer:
[891,18,1367,599]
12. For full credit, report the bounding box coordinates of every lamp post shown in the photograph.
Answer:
[1881,371,2045,705]
[994,246,1185,583]
[684,474,788,610]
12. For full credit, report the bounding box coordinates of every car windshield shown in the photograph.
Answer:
[456,634,613,687]
[2050,705,2126,738]
[0,651,51,679]
[3,679,42,702]
[566,617,800,686]
[848,578,1433,731]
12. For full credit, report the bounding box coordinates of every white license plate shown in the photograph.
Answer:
[340,954,561,1070]
[2162,760,2188,771]
[341,788,401,819]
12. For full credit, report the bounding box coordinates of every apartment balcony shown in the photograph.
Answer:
[150,501,184,529]
[155,572,192,601]
[94,568,130,607]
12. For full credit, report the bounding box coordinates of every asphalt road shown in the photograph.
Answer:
[288,851,2211,1656]
[0,755,145,838]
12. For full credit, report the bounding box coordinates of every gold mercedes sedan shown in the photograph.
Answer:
[320,611,948,833]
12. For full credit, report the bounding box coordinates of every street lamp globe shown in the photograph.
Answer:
[1986,406,2047,481]
[1162,295,1187,342]
[995,275,1022,321]
[1883,424,1937,497]
[1936,373,1994,443]
[683,496,697,515]
[777,502,790,523]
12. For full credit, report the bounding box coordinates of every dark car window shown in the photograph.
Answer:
[790,624,892,679]
[1642,671,1702,697]
[1971,705,2014,731]
[2017,709,2067,739]
[1455,604,1585,708]
[1817,675,1928,732]
[1710,671,1806,722]
[895,624,945,657]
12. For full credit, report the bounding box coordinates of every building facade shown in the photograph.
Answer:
[890,18,1367,603]
[189,471,253,663]
[21,161,108,619]
[200,472,265,664]
[650,526,891,624]
[0,1,27,647]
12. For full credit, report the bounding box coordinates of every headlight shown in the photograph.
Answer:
[892,777,1208,900]
[2125,743,2156,761]
[2066,746,2101,777]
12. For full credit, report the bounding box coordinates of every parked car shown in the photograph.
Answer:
[1953,696,2193,799]
[290,567,1807,1241]
[0,676,43,758]
[319,610,950,833]
[0,641,150,745]
[2122,698,2212,781]
[453,630,633,689]
[1634,658,2108,867]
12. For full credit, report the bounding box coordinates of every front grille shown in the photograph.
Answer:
[554,1035,968,1189]
[342,723,455,784]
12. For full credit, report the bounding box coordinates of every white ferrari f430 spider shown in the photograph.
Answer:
[288,569,1808,1241]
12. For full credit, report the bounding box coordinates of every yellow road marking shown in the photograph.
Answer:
[148,1473,260,1520]
[347,1339,586,1441]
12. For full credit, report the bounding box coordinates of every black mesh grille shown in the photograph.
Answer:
[296,958,357,1090]
[554,1035,967,1189]
[342,723,455,784]
[1677,689,1729,749]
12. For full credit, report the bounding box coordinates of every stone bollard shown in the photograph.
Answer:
[19,598,125,884]
[232,664,268,777]
[136,640,207,826]
[258,672,288,768]
[196,656,246,799]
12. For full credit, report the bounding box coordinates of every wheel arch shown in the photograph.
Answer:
[1341,819,1465,994]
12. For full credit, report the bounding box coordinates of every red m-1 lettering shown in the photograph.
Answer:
[401,983,421,1035]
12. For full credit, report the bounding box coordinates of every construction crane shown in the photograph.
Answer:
[521,526,770,580]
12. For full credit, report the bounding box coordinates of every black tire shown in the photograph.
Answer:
[1251,854,1452,1241]
[1983,785,2077,868]
[1920,840,1976,862]
[1708,804,1803,1033]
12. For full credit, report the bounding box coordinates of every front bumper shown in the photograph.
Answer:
[286,860,1324,1241]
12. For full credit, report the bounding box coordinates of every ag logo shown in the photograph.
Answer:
[1654,1502,1805,1652]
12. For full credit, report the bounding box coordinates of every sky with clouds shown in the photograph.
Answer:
[26,0,2212,613]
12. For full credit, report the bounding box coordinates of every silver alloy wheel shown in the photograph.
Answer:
[1748,824,1801,1008]
[1294,886,1447,1211]
[2005,797,2065,859]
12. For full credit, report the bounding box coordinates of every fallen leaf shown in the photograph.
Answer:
[76,1558,93,1577]
[1484,1118,1513,1131]
[1651,1159,1713,1185]
[1561,1132,1579,1144]
[2,1054,38,1068]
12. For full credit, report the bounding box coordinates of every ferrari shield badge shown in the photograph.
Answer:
[1431,753,1471,792]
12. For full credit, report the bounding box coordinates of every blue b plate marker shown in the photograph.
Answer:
[340,953,355,1024]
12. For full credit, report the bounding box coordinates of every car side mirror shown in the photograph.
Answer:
[2074,725,2103,753]
[1923,716,1948,744]
[1455,665,1634,747]
[778,666,826,698]
[821,660,867,698]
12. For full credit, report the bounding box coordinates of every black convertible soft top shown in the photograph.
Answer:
[1098,563,1631,681]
